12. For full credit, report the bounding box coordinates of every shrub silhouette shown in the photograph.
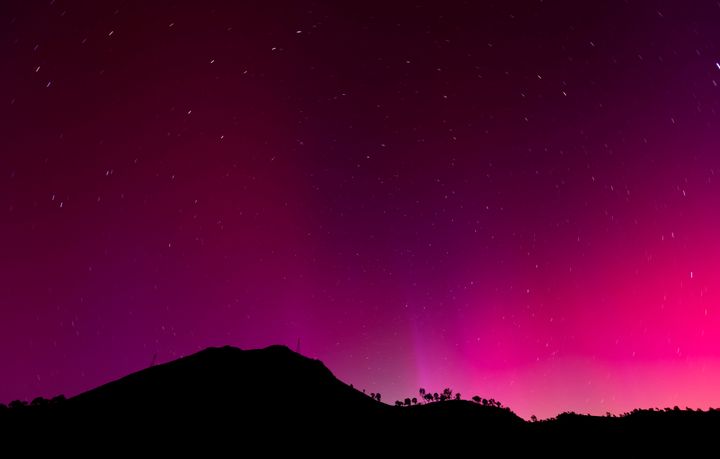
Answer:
[9,400,27,410]
[31,397,49,408]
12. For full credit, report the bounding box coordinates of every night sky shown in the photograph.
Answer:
[3,0,720,419]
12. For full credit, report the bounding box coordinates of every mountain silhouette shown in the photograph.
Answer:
[69,345,383,420]
[2,345,718,454]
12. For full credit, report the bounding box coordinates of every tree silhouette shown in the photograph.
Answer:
[395,400,403,407]
[411,397,417,405]
[9,400,27,410]
[375,393,381,402]
[455,393,461,401]
[419,388,426,400]
[31,397,49,408]
[530,415,538,422]
[472,395,481,404]
[404,398,412,407]
[433,393,439,402]
[442,388,453,400]
[424,393,434,403]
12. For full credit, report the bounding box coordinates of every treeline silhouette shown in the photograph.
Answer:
[3,391,716,422]
[391,387,508,408]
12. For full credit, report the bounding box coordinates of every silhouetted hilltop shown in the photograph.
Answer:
[68,345,382,420]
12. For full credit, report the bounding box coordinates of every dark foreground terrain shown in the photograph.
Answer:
[2,345,719,454]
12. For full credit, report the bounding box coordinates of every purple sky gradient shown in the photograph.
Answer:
[3,0,720,419]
